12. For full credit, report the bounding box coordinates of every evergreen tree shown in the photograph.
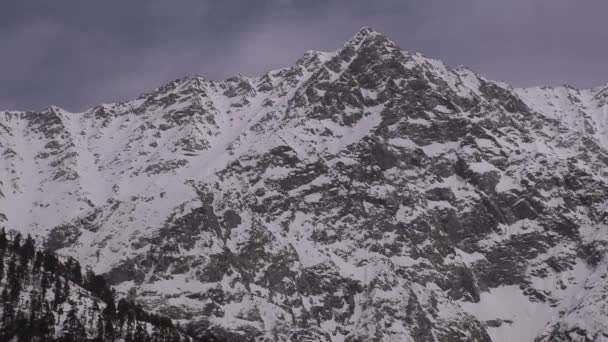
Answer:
[54,277,65,309]
[19,234,36,266]
[62,278,71,304]
[29,289,41,323]
[69,258,83,284]
[134,323,148,342]
[33,250,44,273]
[63,306,86,342]
[103,293,117,318]
[1,287,13,324]
[0,252,4,283]
[40,308,56,340]
[96,313,105,341]
[105,319,117,342]
[12,232,21,252]
[0,228,7,251]
[43,251,59,273]
[41,271,51,298]
[7,256,21,302]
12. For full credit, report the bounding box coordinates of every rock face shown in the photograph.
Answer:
[3,27,608,341]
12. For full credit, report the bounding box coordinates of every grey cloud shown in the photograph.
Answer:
[1,0,608,111]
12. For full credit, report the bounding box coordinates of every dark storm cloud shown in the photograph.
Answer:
[2,0,608,111]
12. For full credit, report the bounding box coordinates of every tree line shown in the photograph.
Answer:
[0,228,216,342]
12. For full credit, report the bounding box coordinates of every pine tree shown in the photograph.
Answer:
[0,252,4,283]
[43,251,59,273]
[134,323,148,342]
[19,234,36,266]
[1,287,13,324]
[103,294,117,318]
[68,258,83,285]
[7,255,21,302]
[29,289,41,323]
[0,228,7,251]
[63,306,86,341]
[12,232,21,252]
[33,250,43,273]
[40,271,51,298]
[62,278,71,304]
[16,255,30,287]
[40,307,56,340]
[105,319,116,342]
[54,277,65,309]
[96,313,105,341]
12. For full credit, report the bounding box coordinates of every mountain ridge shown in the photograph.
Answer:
[3,27,608,341]
[14,27,608,115]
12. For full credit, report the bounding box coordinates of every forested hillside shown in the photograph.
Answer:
[0,228,207,342]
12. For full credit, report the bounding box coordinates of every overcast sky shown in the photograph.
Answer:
[2,0,608,111]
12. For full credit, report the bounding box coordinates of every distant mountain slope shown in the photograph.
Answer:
[3,27,608,341]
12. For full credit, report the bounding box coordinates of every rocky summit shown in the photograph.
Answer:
[2,27,608,341]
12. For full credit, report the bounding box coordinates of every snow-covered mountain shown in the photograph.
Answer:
[3,27,608,341]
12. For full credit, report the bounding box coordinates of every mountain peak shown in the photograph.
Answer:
[344,26,385,47]
[45,105,64,113]
[357,26,378,36]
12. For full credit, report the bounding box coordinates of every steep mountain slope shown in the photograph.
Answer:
[2,27,608,341]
